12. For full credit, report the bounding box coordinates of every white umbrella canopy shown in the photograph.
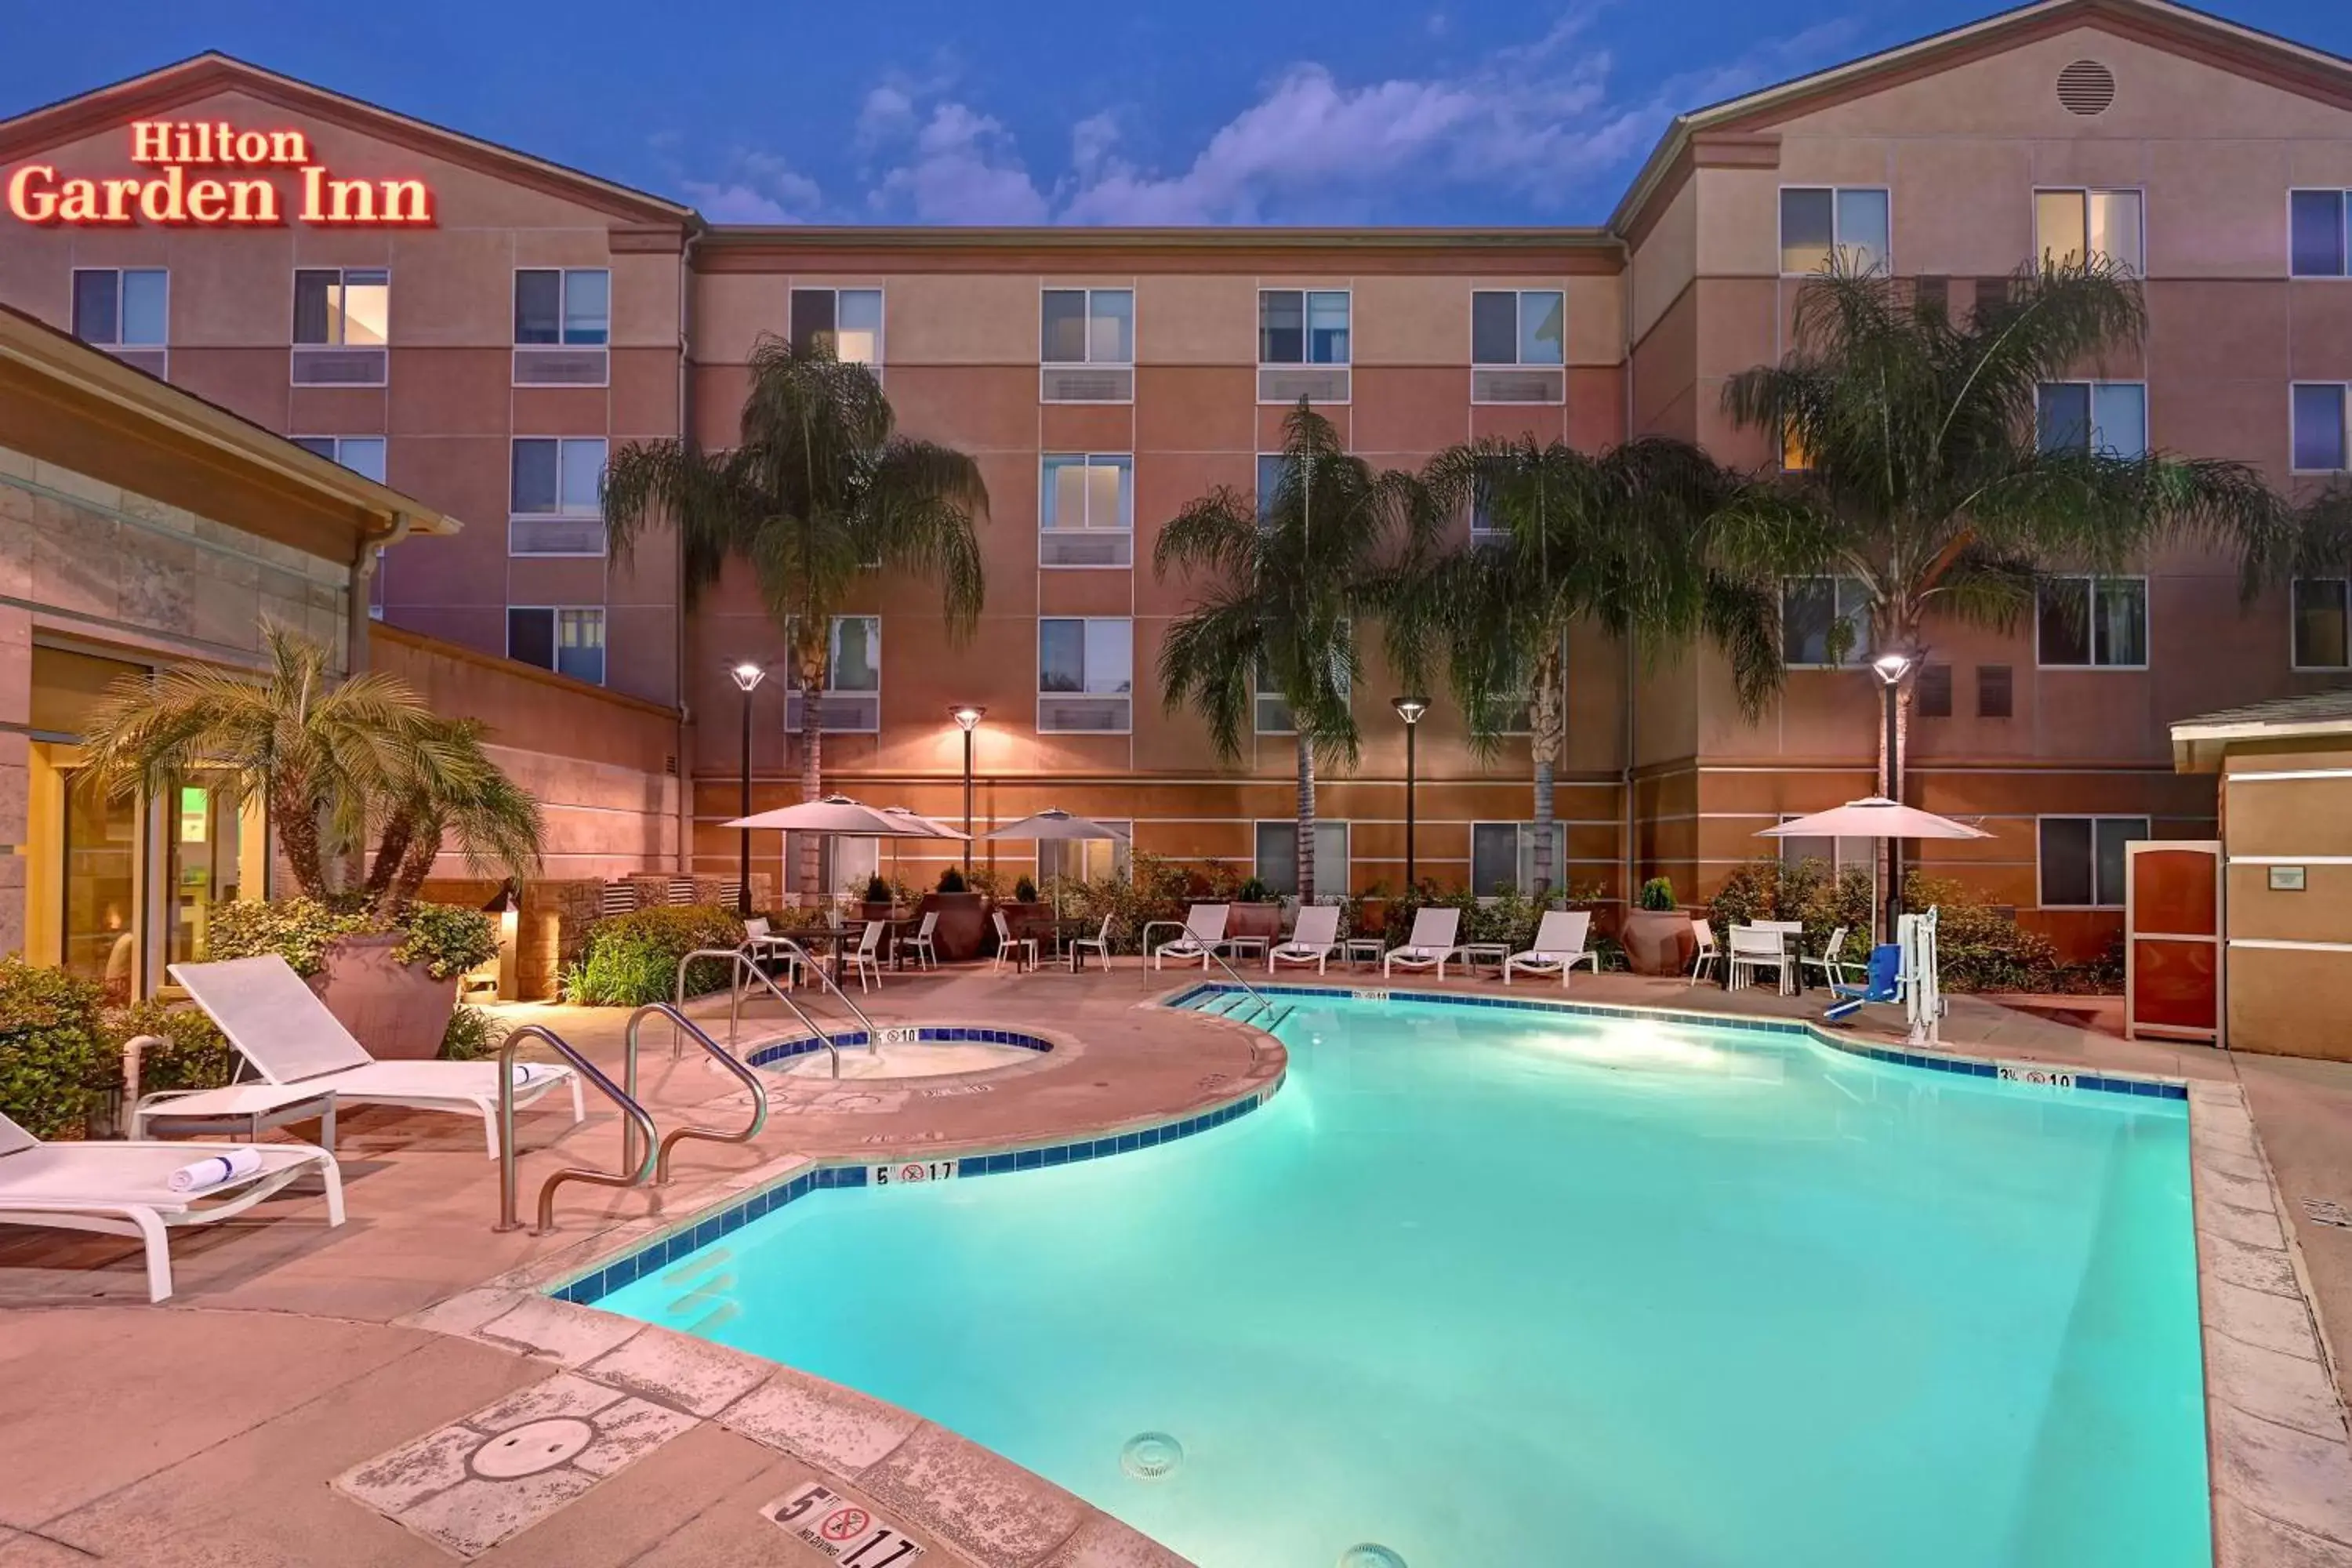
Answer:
[1757,797,1991,842]
[722,795,931,835]
[984,808,1131,842]
[881,806,971,841]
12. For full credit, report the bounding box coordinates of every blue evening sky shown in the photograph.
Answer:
[5,0,2349,226]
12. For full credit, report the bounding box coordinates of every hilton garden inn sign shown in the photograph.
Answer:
[6,120,435,227]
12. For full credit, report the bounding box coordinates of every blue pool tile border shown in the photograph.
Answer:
[548,1072,1283,1307]
[1163,980,2189,1102]
[742,1022,1056,1069]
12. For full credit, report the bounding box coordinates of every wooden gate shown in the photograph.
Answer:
[2125,840,2223,1047]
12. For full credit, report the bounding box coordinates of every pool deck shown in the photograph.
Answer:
[2,962,2350,1566]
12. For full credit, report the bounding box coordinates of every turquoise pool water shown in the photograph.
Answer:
[600,995,2208,1567]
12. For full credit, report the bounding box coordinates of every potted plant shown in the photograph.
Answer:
[206,898,499,1058]
[861,874,895,923]
[1621,876,1693,976]
[1227,876,1283,944]
[919,866,988,963]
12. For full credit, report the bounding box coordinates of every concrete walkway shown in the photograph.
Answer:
[2,964,2348,1566]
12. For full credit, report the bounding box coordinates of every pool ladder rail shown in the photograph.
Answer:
[1196,948,1290,1031]
[491,1004,770,1236]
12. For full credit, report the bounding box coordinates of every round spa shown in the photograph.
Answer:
[746,1022,1054,1081]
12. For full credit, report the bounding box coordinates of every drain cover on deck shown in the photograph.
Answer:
[470,1417,596,1479]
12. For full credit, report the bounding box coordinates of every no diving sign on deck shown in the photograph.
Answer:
[764,1482,926,1563]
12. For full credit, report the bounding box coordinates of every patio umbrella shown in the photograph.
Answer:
[721,795,948,907]
[985,809,1131,914]
[1757,797,1990,941]
[879,806,967,895]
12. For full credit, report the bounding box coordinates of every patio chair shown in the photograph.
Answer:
[1383,907,1464,979]
[1149,904,1231,971]
[990,909,1039,975]
[1504,910,1600,988]
[1269,905,1342,975]
[740,916,807,986]
[1069,913,1115,972]
[1727,926,1793,995]
[895,910,939,971]
[844,920,885,993]
[1801,925,1859,991]
[0,1109,343,1302]
[165,956,585,1159]
[1689,918,1719,986]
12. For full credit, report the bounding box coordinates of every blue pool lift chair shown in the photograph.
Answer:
[1823,943,1903,1025]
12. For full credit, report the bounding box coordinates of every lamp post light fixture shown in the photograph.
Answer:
[949,706,985,871]
[731,662,765,916]
[1871,648,1916,941]
[1392,696,1429,891]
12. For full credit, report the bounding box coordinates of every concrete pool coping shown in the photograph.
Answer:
[481,979,2352,1568]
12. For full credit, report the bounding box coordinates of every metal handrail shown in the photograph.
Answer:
[767,935,881,1050]
[676,947,840,1078]
[493,1022,658,1235]
[623,1002,770,1182]
[1201,944,1278,1022]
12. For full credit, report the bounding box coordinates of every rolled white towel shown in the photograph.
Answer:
[168,1145,263,1193]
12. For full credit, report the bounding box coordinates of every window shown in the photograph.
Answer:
[292,267,388,345]
[2036,382,2147,458]
[2291,190,2349,278]
[2293,578,2350,670]
[1470,822,1566,898]
[2038,816,2145,908]
[292,436,387,485]
[1777,823,1875,877]
[1916,662,1953,719]
[1039,454,1132,567]
[1042,821,1131,884]
[1780,576,1873,666]
[1255,454,1293,524]
[2038,575,2147,668]
[1977,663,2014,719]
[2292,384,2349,472]
[1038,617,1134,734]
[510,438,606,516]
[1254,630,1351,735]
[506,607,606,685]
[1253,821,1348,899]
[514,268,609,346]
[789,288,882,365]
[1779,187,1890,276]
[1040,289,1133,365]
[2034,188,2143,274]
[1258,290,1349,365]
[71,268,166,347]
[1471,290,1564,366]
[784,615,882,733]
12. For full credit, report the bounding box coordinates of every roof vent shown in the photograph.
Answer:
[2056,60,2115,116]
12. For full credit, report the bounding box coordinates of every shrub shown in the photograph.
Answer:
[863,874,891,903]
[1235,877,1273,904]
[0,958,111,1139]
[206,898,373,976]
[563,905,745,1006]
[937,867,967,894]
[1639,877,1678,912]
[1012,876,1040,904]
[1708,855,1877,972]
[439,1004,508,1062]
[391,902,499,980]
[106,998,234,1096]
[1903,873,2065,993]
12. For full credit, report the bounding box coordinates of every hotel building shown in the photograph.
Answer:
[5,0,2352,964]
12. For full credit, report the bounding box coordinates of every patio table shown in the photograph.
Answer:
[1457,942,1510,978]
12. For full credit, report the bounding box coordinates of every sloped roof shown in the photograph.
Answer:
[2171,689,2352,770]
[0,51,693,228]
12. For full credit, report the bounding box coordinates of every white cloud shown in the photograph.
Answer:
[681,149,823,224]
[867,100,1052,223]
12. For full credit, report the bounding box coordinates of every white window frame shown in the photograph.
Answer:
[70,266,169,350]
[504,604,607,687]
[1040,820,1131,885]
[1777,185,1892,278]
[507,437,609,557]
[1468,820,1565,899]
[1468,288,1566,368]
[2035,380,2149,458]
[1775,817,1876,877]
[1037,452,1134,568]
[2035,814,2147,909]
[2290,382,2352,475]
[512,267,611,347]
[2034,574,2151,670]
[788,285,885,368]
[2291,576,2351,672]
[2288,188,2352,279]
[1038,286,1134,367]
[291,435,387,485]
[804,615,881,695]
[2032,187,2146,275]
[1036,615,1134,734]
[1251,819,1349,900]
[291,265,390,347]
[1256,287,1352,368]
[1779,575,1874,669]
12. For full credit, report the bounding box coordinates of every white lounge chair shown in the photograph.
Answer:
[0,1109,342,1302]
[990,909,1038,974]
[1383,907,1463,979]
[1269,905,1342,975]
[1149,904,1231,971]
[1727,926,1793,995]
[1801,925,1859,990]
[1069,913,1115,972]
[844,920,885,992]
[1689,917,1719,985]
[1504,910,1601,988]
[165,956,585,1159]
[895,910,939,970]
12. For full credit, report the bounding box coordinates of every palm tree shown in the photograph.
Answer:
[362,718,546,919]
[1396,436,1759,895]
[1715,256,2285,902]
[1155,401,1424,903]
[604,336,988,895]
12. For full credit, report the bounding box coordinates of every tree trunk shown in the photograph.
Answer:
[269,779,327,897]
[366,808,416,899]
[383,813,443,920]
[1530,637,1566,896]
[1295,741,1316,906]
[795,639,826,901]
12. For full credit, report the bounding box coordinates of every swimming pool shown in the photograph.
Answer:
[597,991,2208,1567]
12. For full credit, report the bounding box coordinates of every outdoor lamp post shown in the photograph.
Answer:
[949,706,985,871]
[1871,649,1916,940]
[731,662,765,916]
[1392,696,1429,890]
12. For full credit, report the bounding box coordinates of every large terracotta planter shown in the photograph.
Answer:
[1227,902,1283,942]
[1620,909,1695,977]
[920,891,988,962]
[311,932,458,1060]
